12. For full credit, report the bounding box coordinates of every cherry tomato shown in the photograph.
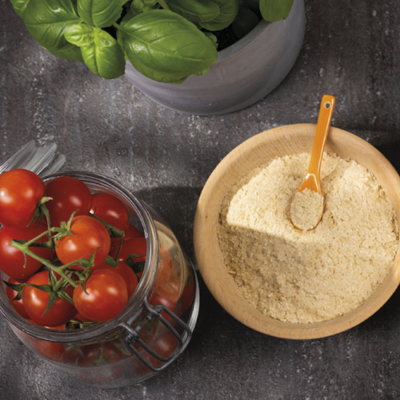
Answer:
[74,312,94,323]
[0,169,45,229]
[22,270,77,327]
[14,323,80,363]
[109,224,144,257]
[77,341,125,383]
[90,192,130,233]
[116,237,147,263]
[140,329,178,371]
[6,277,29,318]
[115,239,172,287]
[125,224,144,240]
[94,261,139,298]
[73,269,128,322]
[56,215,111,268]
[149,274,181,321]
[30,322,80,363]
[45,176,92,227]
[0,223,55,281]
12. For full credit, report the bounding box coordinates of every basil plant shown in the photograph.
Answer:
[10,0,294,84]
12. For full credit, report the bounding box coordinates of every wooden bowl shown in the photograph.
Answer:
[193,124,400,339]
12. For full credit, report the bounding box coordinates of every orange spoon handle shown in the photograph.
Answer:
[299,94,335,193]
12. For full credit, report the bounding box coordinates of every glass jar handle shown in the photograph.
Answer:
[118,298,193,372]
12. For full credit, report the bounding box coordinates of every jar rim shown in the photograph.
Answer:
[0,170,160,343]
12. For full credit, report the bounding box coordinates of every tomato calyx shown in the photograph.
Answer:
[89,213,125,241]
[24,271,75,317]
[66,318,97,330]
[3,279,24,301]
[124,255,145,279]
[30,197,53,229]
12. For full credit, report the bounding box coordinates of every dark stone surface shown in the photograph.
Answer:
[2,0,400,399]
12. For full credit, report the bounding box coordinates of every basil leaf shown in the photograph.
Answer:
[166,0,221,24]
[10,0,30,18]
[65,24,125,79]
[21,0,80,50]
[117,9,218,84]
[77,0,124,28]
[259,0,294,22]
[200,0,239,31]
[204,31,218,49]
[45,42,84,62]
[130,0,158,15]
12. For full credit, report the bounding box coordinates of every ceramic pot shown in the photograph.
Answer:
[124,0,305,115]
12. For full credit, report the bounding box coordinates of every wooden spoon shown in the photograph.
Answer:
[289,94,336,231]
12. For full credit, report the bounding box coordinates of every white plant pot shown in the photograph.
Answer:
[125,0,306,115]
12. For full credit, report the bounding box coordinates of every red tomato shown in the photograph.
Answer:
[15,323,80,363]
[45,176,92,227]
[77,341,125,383]
[6,277,29,318]
[0,224,55,281]
[22,270,77,327]
[56,215,111,268]
[30,322,80,363]
[74,312,94,323]
[116,237,147,263]
[125,224,144,240]
[108,224,144,257]
[0,169,45,229]
[94,261,139,298]
[149,274,181,321]
[141,329,178,370]
[73,269,128,322]
[78,341,125,367]
[90,192,130,233]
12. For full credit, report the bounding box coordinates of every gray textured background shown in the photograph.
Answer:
[2,1,400,399]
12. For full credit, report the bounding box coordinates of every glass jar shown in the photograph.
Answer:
[0,171,200,388]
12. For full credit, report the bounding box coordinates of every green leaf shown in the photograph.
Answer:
[65,24,126,79]
[204,32,218,49]
[166,0,221,24]
[45,42,84,62]
[259,0,294,22]
[200,0,239,31]
[21,0,81,50]
[117,9,218,84]
[77,0,124,28]
[10,0,31,18]
[130,0,158,15]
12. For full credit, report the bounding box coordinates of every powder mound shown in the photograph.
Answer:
[217,152,399,324]
[290,188,324,231]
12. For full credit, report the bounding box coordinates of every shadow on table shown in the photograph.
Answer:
[376,142,400,172]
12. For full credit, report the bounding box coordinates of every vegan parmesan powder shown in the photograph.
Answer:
[217,152,399,323]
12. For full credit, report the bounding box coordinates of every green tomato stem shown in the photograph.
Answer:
[10,240,78,288]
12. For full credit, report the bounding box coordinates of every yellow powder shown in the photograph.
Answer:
[217,152,399,323]
[290,189,324,231]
